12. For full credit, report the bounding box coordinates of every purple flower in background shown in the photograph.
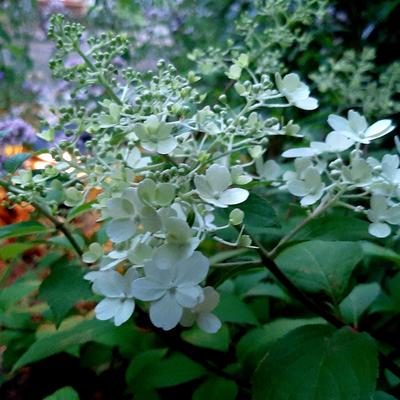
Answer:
[0,118,36,146]
[0,118,37,171]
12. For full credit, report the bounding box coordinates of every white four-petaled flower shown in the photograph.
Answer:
[134,115,177,154]
[105,188,160,244]
[180,286,221,333]
[367,195,400,238]
[275,73,318,110]
[131,252,209,331]
[85,268,137,326]
[194,164,249,208]
[328,110,395,144]
[283,159,325,206]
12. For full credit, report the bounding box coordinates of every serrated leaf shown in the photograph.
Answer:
[237,318,324,373]
[339,283,381,326]
[13,319,111,371]
[293,216,370,241]
[0,221,50,240]
[276,240,363,303]
[3,152,32,173]
[253,325,378,400]
[240,192,279,235]
[43,386,79,400]
[39,262,92,324]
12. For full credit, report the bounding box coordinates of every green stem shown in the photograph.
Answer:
[74,45,122,106]
[268,189,344,257]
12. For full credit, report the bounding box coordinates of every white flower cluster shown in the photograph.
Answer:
[73,68,323,332]
[83,162,251,331]
[280,110,397,238]
[26,36,397,332]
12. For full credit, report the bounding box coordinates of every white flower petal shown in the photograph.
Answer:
[106,198,135,218]
[219,188,249,205]
[93,270,126,297]
[113,299,135,326]
[324,131,354,152]
[327,114,350,132]
[95,298,120,321]
[287,179,309,197]
[207,165,232,192]
[368,222,391,238]
[198,287,220,313]
[157,137,178,154]
[194,175,213,199]
[386,206,400,225]
[149,293,183,330]
[131,277,166,301]
[153,242,198,270]
[180,309,196,327]
[175,285,203,308]
[294,97,318,110]
[175,251,210,285]
[144,259,174,281]
[282,73,301,91]
[348,110,367,134]
[300,189,324,206]
[365,119,395,140]
[197,313,222,333]
[106,219,136,243]
[141,206,161,232]
[282,147,319,158]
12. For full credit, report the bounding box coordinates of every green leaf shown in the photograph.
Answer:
[339,283,381,325]
[181,324,230,352]
[147,353,206,388]
[43,386,79,400]
[237,318,324,373]
[275,240,363,303]
[214,292,258,325]
[48,234,85,251]
[0,277,40,309]
[13,319,111,371]
[361,241,400,266]
[67,200,96,221]
[0,221,50,240]
[0,242,36,261]
[3,152,32,173]
[293,216,370,241]
[253,325,378,400]
[39,262,92,324]
[193,377,238,400]
[126,348,168,390]
[240,192,279,235]
[127,351,205,390]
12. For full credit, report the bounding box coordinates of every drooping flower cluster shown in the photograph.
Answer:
[7,16,399,334]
